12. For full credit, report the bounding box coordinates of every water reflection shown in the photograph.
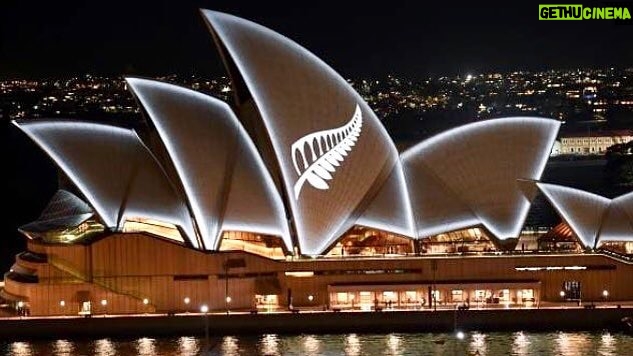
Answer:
[3,331,633,355]
[345,333,361,356]
[10,342,32,356]
[136,337,156,356]
[512,331,530,356]
[177,336,200,356]
[222,336,239,355]
[555,332,590,356]
[94,338,116,356]
[386,333,403,355]
[53,339,74,356]
[470,331,487,355]
[600,332,617,356]
[302,335,320,356]
[259,334,279,356]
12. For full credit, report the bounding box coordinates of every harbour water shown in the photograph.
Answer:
[2,331,632,355]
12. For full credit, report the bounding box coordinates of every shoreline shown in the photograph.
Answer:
[1,307,631,341]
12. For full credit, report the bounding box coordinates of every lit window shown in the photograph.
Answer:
[122,218,184,243]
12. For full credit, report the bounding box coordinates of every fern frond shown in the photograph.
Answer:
[291,105,363,199]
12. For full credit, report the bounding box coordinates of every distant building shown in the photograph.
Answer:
[559,130,633,155]
[550,140,562,156]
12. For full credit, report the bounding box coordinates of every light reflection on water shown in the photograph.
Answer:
[177,336,199,356]
[512,331,530,356]
[94,338,116,356]
[470,331,486,355]
[345,333,361,356]
[301,334,321,356]
[1,331,633,355]
[259,333,279,356]
[601,332,617,356]
[135,337,156,356]
[53,339,73,356]
[9,342,32,356]
[555,331,592,356]
[386,333,402,355]
[221,335,239,355]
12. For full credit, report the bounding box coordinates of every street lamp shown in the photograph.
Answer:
[60,300,66,316]
[17,301,24,317]
[184,297,191,312]
[200,304,209,350]
[559,291,565,299]
[226,296,232,314]
[223,257,232,315]
[142,298,149,314]
[101,299,108,316]
[308,295,314,302]
[603,290,609,304]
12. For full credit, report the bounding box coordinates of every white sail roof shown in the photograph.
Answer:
[537,184,633,247]
[202,10,415,255]
[537,183,610,248]
[127,78,291,251]
[402,117,560,240]
[13,120,198,247]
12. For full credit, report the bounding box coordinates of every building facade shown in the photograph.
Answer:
[4,234,632,316]
[559,130,633,155]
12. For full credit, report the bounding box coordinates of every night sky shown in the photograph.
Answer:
[0,1,632,270]
[1,0,632,79]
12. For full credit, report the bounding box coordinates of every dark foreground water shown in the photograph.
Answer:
[1,331,632,355]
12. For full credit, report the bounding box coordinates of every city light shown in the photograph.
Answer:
[200,305,209,313]
[101,299,107,306]
[560,291,566,298]
[226,296,232,304]
[143,298,149,305]
[184,297,190,305]
[3,69,633,124]
[456,331,466,340]
[59,300,65,307]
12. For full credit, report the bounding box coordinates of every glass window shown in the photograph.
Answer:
[521,289,534,299]
[336,292,348,304]
[432,290,440,301]
[405,291,416,303]
[498,289,510,302]
[563,281,581,300]
[451,290,463,302]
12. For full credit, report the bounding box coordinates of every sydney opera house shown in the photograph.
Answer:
[3,11,633,316]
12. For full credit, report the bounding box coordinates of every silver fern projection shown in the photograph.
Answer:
[291,105,363,199]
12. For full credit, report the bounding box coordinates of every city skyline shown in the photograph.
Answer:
[1,1,632,79]
[3,67,632,134]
